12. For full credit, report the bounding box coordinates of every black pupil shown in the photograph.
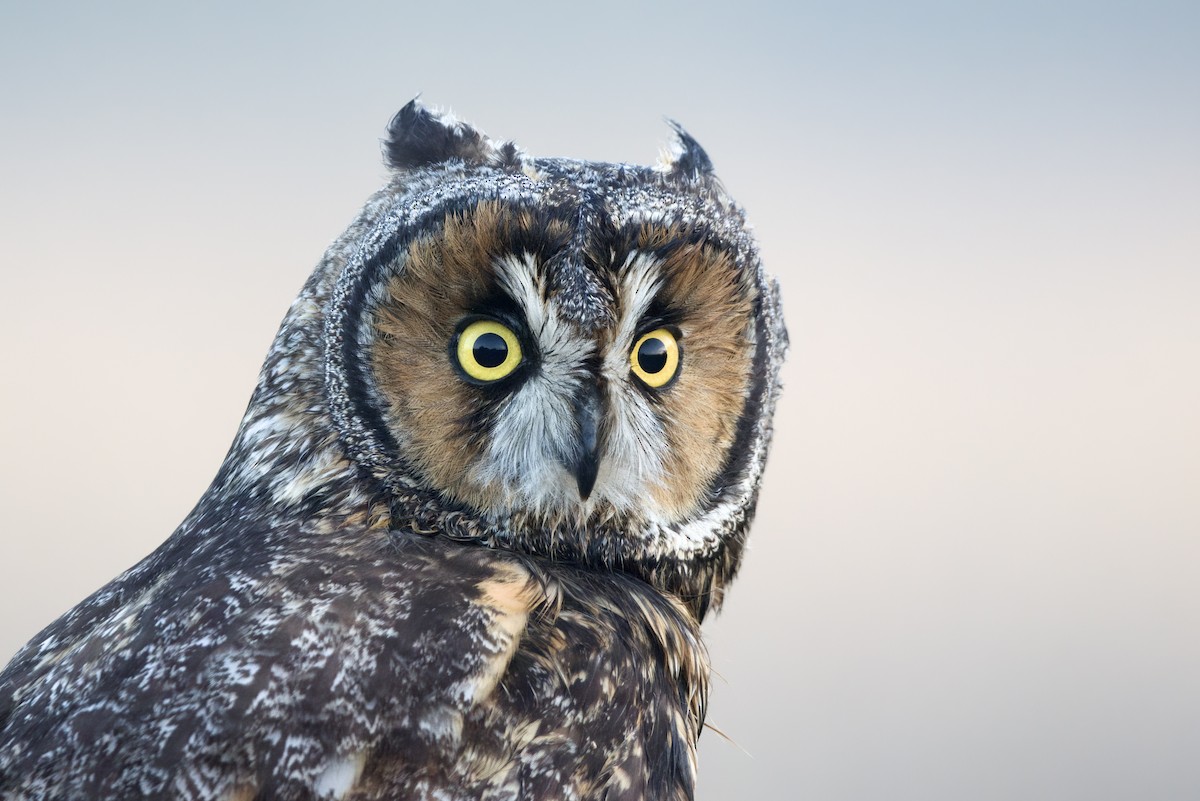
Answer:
[473,332,508,368]
[637,337,669,374]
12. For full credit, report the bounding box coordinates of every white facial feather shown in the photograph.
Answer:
[476,254,590,514]
[471,252,676,523]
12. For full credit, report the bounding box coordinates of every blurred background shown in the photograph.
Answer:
[1,1,1197,798]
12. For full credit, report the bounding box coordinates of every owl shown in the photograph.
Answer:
[0,101,787,800]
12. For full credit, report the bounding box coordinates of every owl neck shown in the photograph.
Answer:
[382,485,749,622]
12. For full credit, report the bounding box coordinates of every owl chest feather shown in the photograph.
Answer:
[0,525,708,801]
[302,532,711,801]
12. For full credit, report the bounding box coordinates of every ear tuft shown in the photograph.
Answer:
[383,99,490,170]
[662,119,714,179]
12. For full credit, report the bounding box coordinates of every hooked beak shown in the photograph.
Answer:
[570,386,603,501]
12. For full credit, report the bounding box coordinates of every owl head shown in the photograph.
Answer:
[229,101,786,617]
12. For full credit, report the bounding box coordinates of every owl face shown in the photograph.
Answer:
[369,200,757,531]
[317,101,786,595]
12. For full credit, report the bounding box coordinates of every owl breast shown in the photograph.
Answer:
[350,538,708,801]
[1,524,705,801]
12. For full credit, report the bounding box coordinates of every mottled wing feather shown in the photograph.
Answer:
[0,524,539,800]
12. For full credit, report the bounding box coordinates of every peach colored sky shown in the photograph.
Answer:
[1,2,1198,799]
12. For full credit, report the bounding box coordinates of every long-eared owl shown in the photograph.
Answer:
[0,101,787,800]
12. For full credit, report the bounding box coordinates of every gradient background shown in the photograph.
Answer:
[2,2,1198,798]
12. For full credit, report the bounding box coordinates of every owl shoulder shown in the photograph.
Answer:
[0,524,544,798]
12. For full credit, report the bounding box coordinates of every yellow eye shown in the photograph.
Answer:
[630,328,681,388]
[454,319,523,383]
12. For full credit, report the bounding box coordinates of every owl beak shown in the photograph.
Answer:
[571,388,603,501]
